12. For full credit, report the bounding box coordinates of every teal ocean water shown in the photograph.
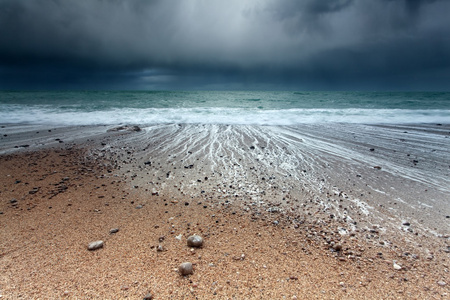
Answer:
[0,91,449,125]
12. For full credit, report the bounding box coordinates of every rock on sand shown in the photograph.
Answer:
[179,262,193,275]
[187,235,203,248]
[88,240,104,251]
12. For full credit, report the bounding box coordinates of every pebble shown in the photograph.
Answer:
[179,262,193,275]
[143,293,153,300]
[88,240,104,251]
[393,261,402,270]
[333,244,343,251]
[109,228,119,234]
[437,281,447,287]
[136,205,143,209]
[187,235,203,248]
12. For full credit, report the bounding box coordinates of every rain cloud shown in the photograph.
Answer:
[0,0,449,90]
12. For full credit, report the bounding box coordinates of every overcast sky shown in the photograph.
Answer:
[1,0,449,90]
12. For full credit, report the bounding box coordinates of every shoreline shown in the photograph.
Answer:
[1,123,449,298]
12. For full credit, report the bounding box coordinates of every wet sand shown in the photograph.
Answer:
[0,123,449,298]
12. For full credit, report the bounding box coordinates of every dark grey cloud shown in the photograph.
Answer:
[0,0,449,90]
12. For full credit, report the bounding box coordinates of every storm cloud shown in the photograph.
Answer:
[0,0,449,90]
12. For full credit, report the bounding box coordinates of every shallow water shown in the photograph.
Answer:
[98,123,449,239]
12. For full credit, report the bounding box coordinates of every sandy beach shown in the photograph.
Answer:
[0,123,449,299]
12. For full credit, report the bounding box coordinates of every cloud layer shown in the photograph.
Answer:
[1,0,449,90]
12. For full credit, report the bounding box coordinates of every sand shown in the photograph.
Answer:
[0,124,449,299]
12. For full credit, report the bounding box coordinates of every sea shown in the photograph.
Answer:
[0,91,449,126]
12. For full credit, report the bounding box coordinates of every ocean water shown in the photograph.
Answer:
[0,91,449,125]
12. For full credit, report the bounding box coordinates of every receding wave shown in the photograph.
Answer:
[1,105,449,126]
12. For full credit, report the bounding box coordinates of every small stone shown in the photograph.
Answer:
[402,222,410,226]
[437,281,447,287]
[136,205,143,209]
[333,244,343,251]
[179,262,193,275]
[157,245,164,252]
[110,228,119,234]
[88,240,104,250]
[10,199,17,204]
[143,293,153,300]
[129,125,141,132]
[267,207,280,213]
[393,261,402,270]
[187,235,203,248]
[29,188,39,194]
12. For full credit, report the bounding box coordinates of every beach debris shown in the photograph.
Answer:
[373,166,382,170]
[393,261,402,270]
[109,228,119,234]
[88,240,104,251]
[187,235,203,248]
[179,262,193,275]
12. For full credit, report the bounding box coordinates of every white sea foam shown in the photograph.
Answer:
[1,105,449,126]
